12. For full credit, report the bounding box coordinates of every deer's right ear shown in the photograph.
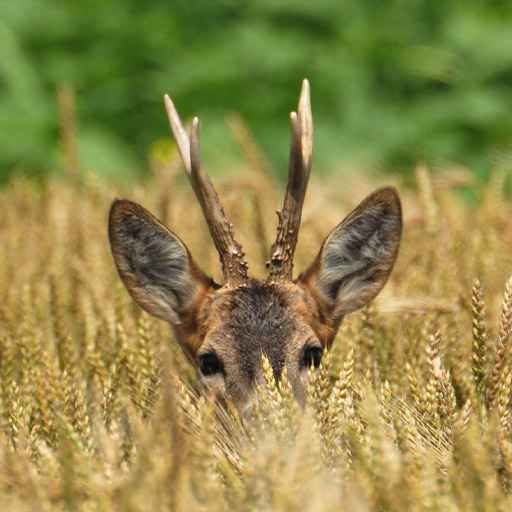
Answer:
[108,199,213,325]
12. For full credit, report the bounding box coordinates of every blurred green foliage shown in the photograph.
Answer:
[2,0,512,182]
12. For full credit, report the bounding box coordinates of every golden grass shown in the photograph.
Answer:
[0,162,512,510]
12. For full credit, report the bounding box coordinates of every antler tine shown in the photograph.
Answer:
[267,79,313,281]
[164,94,248,286]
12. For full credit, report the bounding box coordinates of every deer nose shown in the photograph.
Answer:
[239,396,256,418]
[233,371,265,418]
[254,370,265,388]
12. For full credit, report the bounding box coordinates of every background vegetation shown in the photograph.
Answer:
[2,1,512,183]
[0,164,512,510]
[2,2,512,509]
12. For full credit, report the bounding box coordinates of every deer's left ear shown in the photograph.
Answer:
[298,187,402,324]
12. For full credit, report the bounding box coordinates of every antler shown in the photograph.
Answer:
[164,95,248,286]
[267,79,313,281]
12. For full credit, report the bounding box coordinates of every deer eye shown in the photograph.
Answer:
[303,346,323,369]
[199,352,223,377]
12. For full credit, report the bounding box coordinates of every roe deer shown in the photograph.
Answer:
[108,80,402,410]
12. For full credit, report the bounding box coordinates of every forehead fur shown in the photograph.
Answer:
[204,281,303,378]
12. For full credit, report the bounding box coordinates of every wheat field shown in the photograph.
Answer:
[0,159,512,510]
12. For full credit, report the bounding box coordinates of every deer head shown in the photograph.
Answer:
[108,80,402,410]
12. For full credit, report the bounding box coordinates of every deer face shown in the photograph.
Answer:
[108,81,402,411]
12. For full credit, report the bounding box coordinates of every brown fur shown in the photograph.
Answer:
[106,82,404,410]
[108,188,402,411]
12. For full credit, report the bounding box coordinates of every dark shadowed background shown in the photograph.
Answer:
[2,0,512,183]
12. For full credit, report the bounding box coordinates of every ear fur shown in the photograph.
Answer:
[299,187,402,323]
[108,199,212,325]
